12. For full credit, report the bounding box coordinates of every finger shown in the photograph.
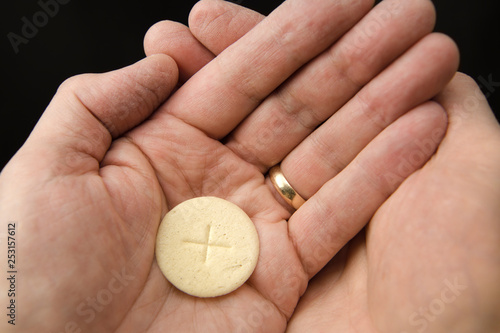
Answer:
[27,55,179,172]
[188,0,264,55]
[144,21,215,83]
[143,1,265,84]
[289,101,448,277]
[280,33,459,199]
[224,0,440,171]
[157,0,374,139]
[433,72,500,171]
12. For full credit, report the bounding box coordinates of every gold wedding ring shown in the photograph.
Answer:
[269,165,306,210]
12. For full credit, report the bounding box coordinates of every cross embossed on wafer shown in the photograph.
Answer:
[183,223,231,263]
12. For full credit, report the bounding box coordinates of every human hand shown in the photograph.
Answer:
[182,3,500,332]
[286,73,500,333]
[0,0,459,332]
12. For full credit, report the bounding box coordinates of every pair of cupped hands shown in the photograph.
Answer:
[1,0,500,332]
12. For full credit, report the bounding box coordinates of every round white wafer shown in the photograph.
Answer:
[155,197,260,298]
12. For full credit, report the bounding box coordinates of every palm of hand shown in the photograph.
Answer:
[16,85,304,333]
[112,113,298,332]
[7,82,299,333]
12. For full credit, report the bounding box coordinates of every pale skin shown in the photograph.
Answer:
[1,1,499,333]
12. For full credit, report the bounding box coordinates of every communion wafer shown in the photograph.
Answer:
[155,197,260,298]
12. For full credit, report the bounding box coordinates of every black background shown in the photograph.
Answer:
[1,0,499,169]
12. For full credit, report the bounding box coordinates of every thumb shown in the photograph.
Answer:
[434,72,500,158]
[16,54,178,174]
[435,72,499,133]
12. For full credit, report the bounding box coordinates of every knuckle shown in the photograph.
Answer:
[57,74,91,95]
